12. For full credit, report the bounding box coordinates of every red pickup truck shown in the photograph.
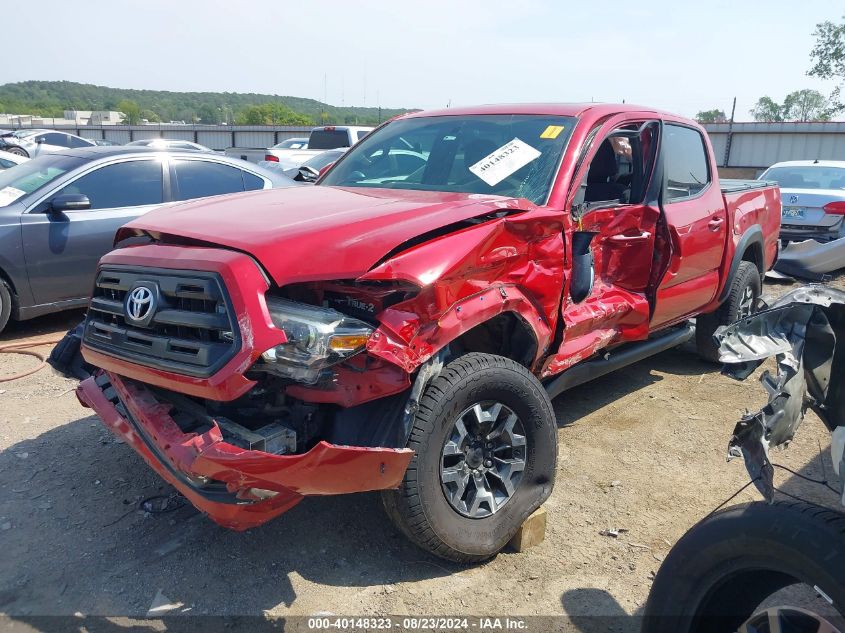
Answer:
[71,104,780,562]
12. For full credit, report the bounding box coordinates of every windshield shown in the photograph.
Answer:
[304,149,345,171]
[309,129,352,150]
[0,155,84,207]
[320,114,576,204]
[275,138,308,149]
[11,130,41,139]
[760,166,845,190]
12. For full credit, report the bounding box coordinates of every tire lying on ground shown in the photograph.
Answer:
[696,260,762,363]
[643,501,845,633]
[381,352,558,563]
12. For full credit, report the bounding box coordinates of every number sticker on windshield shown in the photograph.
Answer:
[0,186,25,206]
[468,138,541,186]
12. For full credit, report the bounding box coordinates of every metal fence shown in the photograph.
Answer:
[703,121,845,172]
[4,124,314,151]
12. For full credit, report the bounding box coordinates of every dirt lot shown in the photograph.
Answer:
[0,277,843,626]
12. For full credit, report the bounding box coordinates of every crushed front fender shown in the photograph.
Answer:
[714,285,845,503]
[77,372,414,530]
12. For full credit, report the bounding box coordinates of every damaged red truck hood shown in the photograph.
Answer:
[121,186,532,285]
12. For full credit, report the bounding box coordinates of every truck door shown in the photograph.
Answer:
[549,118,663,370]
[649,123,726,328]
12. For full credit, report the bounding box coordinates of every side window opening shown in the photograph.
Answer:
[664,124,710,201]
[57,160,163,210]
[574,121,659,208]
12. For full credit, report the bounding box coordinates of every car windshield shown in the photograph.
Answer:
[760,166,845,190]
[304,150,345,171]
[0,155,85,207]
[320,114,576,204]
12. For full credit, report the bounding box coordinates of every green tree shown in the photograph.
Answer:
[782,89,831,121]
[809,15,845,110]
[695,109,727,123]
[196,103,219,125]
[116,99,141,125]
[139,109,160,123]
[750,96,785,122]
[234,103,312,125]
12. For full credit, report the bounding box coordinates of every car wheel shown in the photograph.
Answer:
[381,352,557,563]
[5,146,29,158]
[0,279,11,334]
[696,261,762,363]
[643,501,845,633]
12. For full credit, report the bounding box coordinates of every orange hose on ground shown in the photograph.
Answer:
[0,339,63,383]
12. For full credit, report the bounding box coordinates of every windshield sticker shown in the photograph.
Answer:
[0,186,25,206]
[468,138,542,186]
[540,125,565,139]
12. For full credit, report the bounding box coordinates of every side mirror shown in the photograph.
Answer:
[49,193,91,213]
[36,137,46,144]
[297,165,321,182]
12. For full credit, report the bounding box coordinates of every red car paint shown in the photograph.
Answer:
[82,103,780,529]
[76,372,413,530]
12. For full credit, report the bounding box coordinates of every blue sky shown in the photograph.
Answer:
[4,0,841,120]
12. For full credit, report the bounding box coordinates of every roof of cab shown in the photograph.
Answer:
[767,160,845,169]
[402,103,666,119]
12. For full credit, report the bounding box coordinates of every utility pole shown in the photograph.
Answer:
[723,96,737,168]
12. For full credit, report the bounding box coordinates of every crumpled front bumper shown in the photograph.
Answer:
[77,371,414,530]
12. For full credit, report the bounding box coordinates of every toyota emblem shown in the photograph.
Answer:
[125,286,156,325]
[789,194,799,204]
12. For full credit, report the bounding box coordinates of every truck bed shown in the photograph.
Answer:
[720,179,777,194]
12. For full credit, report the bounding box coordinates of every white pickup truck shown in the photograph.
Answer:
[263,125,373,170]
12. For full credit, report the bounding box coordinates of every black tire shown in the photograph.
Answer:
[5,146,29,158]
[643,501,845,633]
[381,353,557,563]
[0,279,11,335]
[696,260,762,362]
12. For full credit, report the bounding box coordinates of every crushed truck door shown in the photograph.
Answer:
[544,117,663,374]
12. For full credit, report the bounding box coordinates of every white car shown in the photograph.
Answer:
[0,129,96,158]
[759,160,845,243]
[0,149,29,170]
[263,126,373,170]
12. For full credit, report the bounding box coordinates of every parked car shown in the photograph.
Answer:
[0,146,296,333]
[280,148,347,181]
[758,160,845,243]
[0,129,96,158]
[271,137,308,150]
[67,104,779,562]
[0,149,28,170]
[126,139,212,152]
[263,125,372,169]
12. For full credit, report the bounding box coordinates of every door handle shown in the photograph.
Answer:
[608,231,651,243]
[708,216,725,231]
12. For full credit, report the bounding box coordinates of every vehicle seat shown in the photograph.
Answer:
[585,140,627,203]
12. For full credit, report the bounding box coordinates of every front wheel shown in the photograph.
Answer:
[381,353,557,563]
[5,146,29,157]
[643,501,845,633]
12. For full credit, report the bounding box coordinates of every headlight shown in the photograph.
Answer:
[260,297,374,384]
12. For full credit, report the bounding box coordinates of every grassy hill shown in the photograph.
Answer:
[0,80,415,125]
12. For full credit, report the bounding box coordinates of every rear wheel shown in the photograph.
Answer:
[5,146,28,157]
[696,260,761,362]
[381,353,557,563]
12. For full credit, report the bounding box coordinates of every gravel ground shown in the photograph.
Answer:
[0,276,843,627]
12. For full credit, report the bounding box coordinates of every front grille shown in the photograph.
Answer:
[83,266,240,377]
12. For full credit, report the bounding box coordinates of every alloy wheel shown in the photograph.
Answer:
[440,400,527,519]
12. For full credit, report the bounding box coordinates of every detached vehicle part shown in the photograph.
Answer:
[773,237,845,282]
[645,284,845,632]
[715,285,845,503]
